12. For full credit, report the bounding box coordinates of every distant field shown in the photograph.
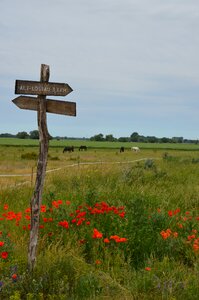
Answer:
[0,137,199,150]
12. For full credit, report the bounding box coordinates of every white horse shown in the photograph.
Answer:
[131,146,140,152]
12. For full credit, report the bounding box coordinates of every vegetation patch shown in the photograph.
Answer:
[21,152,38,160]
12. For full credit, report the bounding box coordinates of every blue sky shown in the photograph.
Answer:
[0,0,199,139]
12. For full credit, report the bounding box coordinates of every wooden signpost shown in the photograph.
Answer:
[13,96,76,116]
[12,64,76,271]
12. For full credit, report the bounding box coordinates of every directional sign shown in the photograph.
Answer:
[12,96,76,116]
[15,80,73,96]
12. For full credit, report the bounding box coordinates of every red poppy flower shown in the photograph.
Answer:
[58,220,69,229]
[95,259,101,265]
[12,274,17,280]
[168,210,173,217]
[92,228,103,239]
[1,251,8,259]
[145,267,151,271]
[4,204,9,210]
[104,238,110,243]
[41,205,46,213]
[0,241,4,247]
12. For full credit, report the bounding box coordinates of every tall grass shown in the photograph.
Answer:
[0,149,199,298]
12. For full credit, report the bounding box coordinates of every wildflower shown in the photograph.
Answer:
[76,211,86,218]
[76,218,85,226]
[119,212,125,218]
[25,208,31,213]
[160,230,171,240]
[110,235,127,243]
[52,201,59,208]
[66,200,71,205]
[145,267,151,271]
[0,241,4,247]
[4,204,9,210]
[92,228,103,239]
[173,232,178,238]
[11,274,17,282]
[187,235,195,241]
[43,218,48,222]
[41,205,46,213]
[116,237,127,243]
[174,208,180,215]
[168,210,173,217]
[95,259,101,265]
[104,238,110,243]
[177,223,183,229]
[1,251,8,259]
[193,239,199,252]
[58,220,69,229]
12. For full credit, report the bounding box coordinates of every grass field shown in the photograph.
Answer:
[1,137,199,150]
[0,142,199,299]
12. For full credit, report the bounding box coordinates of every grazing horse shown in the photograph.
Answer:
[120,147,125,153]
[131,146,140,152]
[79,145,87,151]
[63,146,74,153]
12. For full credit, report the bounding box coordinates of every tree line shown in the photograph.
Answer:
[0,131,198,144]
[90,132,198,144]
[0,130,46,140]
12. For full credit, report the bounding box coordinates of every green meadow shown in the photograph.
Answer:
[0,137,199,150]
[0,141,199,299]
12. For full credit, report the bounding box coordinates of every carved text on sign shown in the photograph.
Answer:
[15,80,73,96]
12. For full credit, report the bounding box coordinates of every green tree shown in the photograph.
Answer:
[118,137,129,142]
[90,133,104,141]
[29,130,39,139]
[16,131,29,139]
[130,132,139,142]
[105,134,116,142]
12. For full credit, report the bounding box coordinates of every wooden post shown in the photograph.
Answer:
[28,64,50,272]
[12,64,76,271]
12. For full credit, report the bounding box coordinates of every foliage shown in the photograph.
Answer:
[29,130,39,140]
[16,131,29,139]
[0,148,199,298]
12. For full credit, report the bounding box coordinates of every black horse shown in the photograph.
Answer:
[79,145,87,151]
[120,147,124,153]
[63,146,74,153]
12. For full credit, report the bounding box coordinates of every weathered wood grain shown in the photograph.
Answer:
[28,64,50,272]
[12,96,76,116]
